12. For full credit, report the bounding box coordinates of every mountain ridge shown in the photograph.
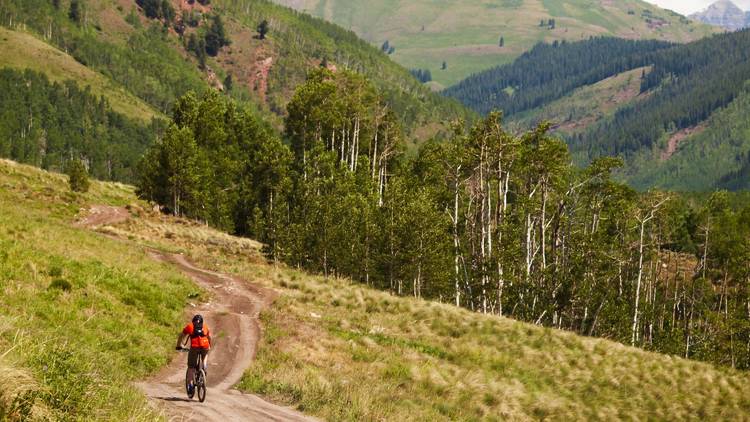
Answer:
[689,0,749,30]
[271,0,719,87]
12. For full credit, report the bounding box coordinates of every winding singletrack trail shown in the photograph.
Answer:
[80,206,315,422]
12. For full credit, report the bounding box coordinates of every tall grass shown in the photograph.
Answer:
[83,158,750,421]
[3,159,750,421]
[0,160,198,420]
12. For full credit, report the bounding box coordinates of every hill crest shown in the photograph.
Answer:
[271,0,719,87]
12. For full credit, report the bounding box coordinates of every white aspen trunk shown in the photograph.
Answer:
[526,213,533,281]
[702,220,710,279]
[454,175,461,307]
[541,184,547,272]
[632,217,647,347]
[371,127,379,180]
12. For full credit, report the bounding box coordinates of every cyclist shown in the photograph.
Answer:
[176,314,212,396]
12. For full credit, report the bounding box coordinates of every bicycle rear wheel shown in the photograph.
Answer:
[197,370,207,403]
[185,370,194,399]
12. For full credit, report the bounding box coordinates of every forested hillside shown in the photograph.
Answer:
[272,0,717,88]
[443,37,671,116]
[448,30,750,191]
[0,68,159,182]
[0,0,471,178]
[138,67,750,370]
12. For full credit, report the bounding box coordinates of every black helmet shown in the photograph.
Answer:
[192,314,203,324]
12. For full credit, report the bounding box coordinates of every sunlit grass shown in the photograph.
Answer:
[90,159,750,421]
[2,159,749,421]
[0,160,196,420]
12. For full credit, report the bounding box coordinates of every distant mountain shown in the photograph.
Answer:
[689,0,748,30]
[445,30,750,191]
[271,0,719,88]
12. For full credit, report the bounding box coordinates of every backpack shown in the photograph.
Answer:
[191,321,206,338]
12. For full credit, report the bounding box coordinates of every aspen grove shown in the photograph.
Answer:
[138,69,750,369]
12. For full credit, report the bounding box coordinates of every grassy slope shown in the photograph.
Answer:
[0,27,159,122]
[273,0,718,87]
[510,66,649,134]
[0,160,197,419]
[43,169,750,419]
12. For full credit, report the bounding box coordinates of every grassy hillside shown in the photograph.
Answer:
[5,164,735,420]
[0,27,159,122]
[273,0,718,87]
[0,159,197,419]
[510,66,649,134]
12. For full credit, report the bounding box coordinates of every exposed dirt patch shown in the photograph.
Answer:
[661,123,707,161]
[217,24,276,103]
[76,205,130,228]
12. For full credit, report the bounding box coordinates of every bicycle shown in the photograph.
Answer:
[177,347,207,402]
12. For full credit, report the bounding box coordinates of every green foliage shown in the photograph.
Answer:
[143,67,750,370]
[257,19,269,40]
[138,90,291,233]
[0,68,158,183]
[68,0,81,24]
[67,159,90,193]
[205,14,230,56]
[0,0,208,114]
[445,37,671,116]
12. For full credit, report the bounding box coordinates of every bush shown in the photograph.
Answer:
[67,160,90,193]
[48,279,72,292]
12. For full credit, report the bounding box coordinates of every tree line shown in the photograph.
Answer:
[139,68,750,369]
[444,37,672,116]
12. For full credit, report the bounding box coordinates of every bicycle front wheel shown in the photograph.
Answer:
[197,370,207,403]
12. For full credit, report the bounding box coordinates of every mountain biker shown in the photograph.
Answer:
[176,314,212,396]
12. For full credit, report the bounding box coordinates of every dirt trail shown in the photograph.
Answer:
[79,206,315,422]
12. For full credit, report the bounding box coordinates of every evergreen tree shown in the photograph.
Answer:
[441,61,447,70]
[67,159,90,193]
[499,36,504,47]
[257,19,269,40]
[205,15,230,56]
[224,73,233,92]
[69,0,82,24]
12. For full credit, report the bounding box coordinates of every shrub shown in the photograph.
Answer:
[48,279,72,292]
[67,160,90,193]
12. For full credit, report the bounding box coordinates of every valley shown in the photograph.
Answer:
[272,0,718,87]
[1,1,750,420]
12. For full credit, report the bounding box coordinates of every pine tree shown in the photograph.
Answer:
[499,36,504,47]
[441,61,447,70]
[69,0,82,24]
[257,19,269,40]
[223,73,233,92]
[205,15,228,56]
[68,159,90,193]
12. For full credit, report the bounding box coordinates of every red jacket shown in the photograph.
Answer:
[183,323,211,349]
